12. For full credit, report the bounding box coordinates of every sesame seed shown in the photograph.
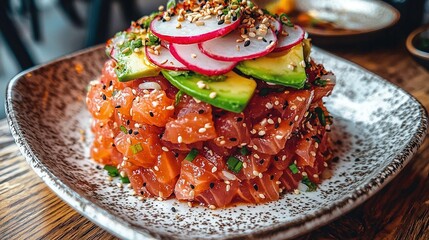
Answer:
[252,145,258,150]
[226,185,231,192]
[275,135,283,140]
[290,105,297,110]
[138,196,144,201]
[189,190,195,198]
[267,118,274,124]
[209,205,216,210]
[258,173,263,178]
[188,202,193,207]
[276,181,281,185]
[198,128,207,133]
[313,174,319,178]
[300,60,306,67]
[259,193,266,199]
[166,105,174,110]
[324,162,328,167]
[310,151,316,157]
[243,162,247,168]
[117,183,123,188]
[204,123,212,128]
[211,166,217,173]
[162,147,169,152]
[258,130,266,136]
[209,92,217,99]
[282,155,287,161]
[154,166,159,171]
[302,172,308,176]
[191,53,197,58]
[265,102,273,109]
[253,153,260,159]
[294,189,300,195]
[220,140,226,145]
[195,21,205,26]
[294,115,299,121]
[120,171,126,177]
[177,136,183,143]
[244,40,250,47]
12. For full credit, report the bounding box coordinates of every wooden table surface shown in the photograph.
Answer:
[1,43,429,240]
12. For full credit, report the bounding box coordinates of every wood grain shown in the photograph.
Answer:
[1,45,428,240]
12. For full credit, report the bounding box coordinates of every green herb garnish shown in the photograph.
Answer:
[314,78,327,87]
[279,13,294,27]
[315,107,326,126]
[104,165,119,177]
[166,0,176,9]
[302,176,317,192]
[289,163,299,174]
[146,32,160,46]
[130,143,143,154]
[185,148,199,162]
[120,176,130,184]
[227,156,243,173]
[120,125,128,134]
[240,146,250,156]
[175,90,184,105]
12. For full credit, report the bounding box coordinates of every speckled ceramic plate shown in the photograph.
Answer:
[6,46,428,240]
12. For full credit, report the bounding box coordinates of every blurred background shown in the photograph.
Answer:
[1,0,429,119]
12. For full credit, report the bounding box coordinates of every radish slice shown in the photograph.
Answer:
[145,45,188,71]
[272,19,282,35]
[151,15,241,44]
[273,25,305,53]
[199,28,278,61]
[170,43,237,76]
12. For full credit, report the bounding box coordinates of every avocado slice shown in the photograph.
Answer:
[115,52,160,82]
[162,70,257,113]
[106,30,160,82]
[236,43,307,89]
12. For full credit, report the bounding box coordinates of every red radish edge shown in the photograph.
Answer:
[150,16,242,44]
[198,29,278,61]
[169,43,237,76]
[145,46,188,71]
[273,25,305,53]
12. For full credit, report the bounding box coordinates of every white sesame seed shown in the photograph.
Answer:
[177,136,183,143]
[138,196,144,201]
[157,197,163,201]
[220,140,226,145]
[324,162,328,167]
[254,154,260,159]
[276,181,281,185]
[300,60,306,67]
[258,173,263,178]
[166,105,174,110]
[290,105,297,110]
[313,174,319,178]
[204,123,212,128]
[282,155,287,161]
[275,135,283,140]
[120,171,126,177]
[191,53,197,58]
[253,170,259,176]
[117,183,123,188]
[302,172,308,177]
[267,118,275,124]
[265,102,273,109]
[310,151,316,157]
[252,145,258,150]
[258,130,266,136]
[294,115,299,121]
[226,185,231,192]
[259,193,266,199]
[106,176,113,181]
[209,205,216,210]
[243,162,247,168]
[294,189,300,194]
[162,147,169,152]
[188,202,193,207]
[288,64,295,70]
[154,166,159,171]
[209,92,217,99]
[189,190,195,198]
[211,166,217,173]
[198,128,207,133]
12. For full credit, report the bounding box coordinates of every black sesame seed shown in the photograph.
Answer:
[274,156,279,161]
[190,184,195,189]
[232,15,237,21]
[174,152,179,157]
[171,207,177,212]
[282,101,289,110]
[262,38,267,42]
[259,159,264,165]
[109,80,113,86]
[218,19,225,25]
[236,117,243,122]
[244,40,251,47]
[101,94,107,100]
[143,182,147,187]
[210,182,215,189]
[198,109,205,114]
[270,175,274,180]
[128,129,133,134]
[115,105,121,108]
[274,123,280,129]
[269,40,273,44]
[96,165,102,170]
[112,143,116,147]
[140,191,145,195]
[134,131,139,135]
[126,120,130,125]
[253,184,259,191]
[102,85,106,90]
[289,121,293,126]
[149,111,154,117]
[229,137,237,142]
[306,138,310,142]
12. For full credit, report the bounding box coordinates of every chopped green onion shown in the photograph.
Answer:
[289,163,299,174]
[227,156,243,173]
[240,146,250,156]
[120,125,128,134]
[233,161,243,173]
[314,79,327,87]
[121,176,130,184]
[104,165,119,177]
[166,0,176,9]
[185,148,199,162]
[302,176,317,192]
[175,90,184,105]
[146,32,160,46]
[279,13,294,27]
[315,107,326,126]
[130,143,143,154]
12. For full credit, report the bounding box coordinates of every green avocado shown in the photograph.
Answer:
[107,31,160,82]
[115,52,160,82]
[162,70,257,113]
[236,43,307,89]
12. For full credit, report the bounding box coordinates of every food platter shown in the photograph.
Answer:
[6,46,427,239]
